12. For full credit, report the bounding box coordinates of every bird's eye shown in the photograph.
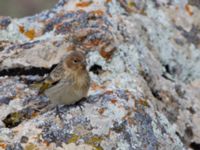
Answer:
[73,59,78,63]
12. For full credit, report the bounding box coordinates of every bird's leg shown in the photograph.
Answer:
[55,105,63,120]
[71,97,87,111]
[75,97,87,105]
[60,97,87,112]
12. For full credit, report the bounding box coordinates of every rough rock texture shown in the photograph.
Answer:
[0,0,200,150]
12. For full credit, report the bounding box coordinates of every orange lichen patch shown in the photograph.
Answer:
[106,0,112,3]
[31,112,39,118]
[104,90,113,94]
[98,108,105,115]
[110,99,117,104]
[19,25,25,33]
[0,143,7,149]
[91,83,105,90]
[76,1,93,7]
[25,29,36,40]
[138,99,150,107]
[43,141,50,147]
[18,25,36,40]
[90,10,104,16]
[185,4,193,16]
[54,23,62,31]
[83,39,103,48]
[99,47,116,60]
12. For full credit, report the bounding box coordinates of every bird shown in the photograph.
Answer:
[38,50,90,114]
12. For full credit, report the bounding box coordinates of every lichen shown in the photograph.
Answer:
[3,112,23,128]
[24,143,39,150]
[0,0,199,149]
[67,134,79,144]
[85,136,104,150]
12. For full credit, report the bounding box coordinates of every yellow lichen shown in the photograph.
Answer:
[128,1,136,7]
[25,143,39,150]
[18,25,36,40]
[67,134,80,144]
[3,112,23,128]
[138,99,150,107]
[85,136,104,150]
[24,29,36,40]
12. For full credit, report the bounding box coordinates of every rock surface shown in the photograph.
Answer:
[0,0,200,149]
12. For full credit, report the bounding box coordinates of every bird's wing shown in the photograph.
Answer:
[38,62,65,95]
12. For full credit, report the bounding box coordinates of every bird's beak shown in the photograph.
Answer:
[81,61,87,69]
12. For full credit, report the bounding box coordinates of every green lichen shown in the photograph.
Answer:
[3,112,23,128]
[67,134,80,144]
[25,143,39,150]
[0,138,4,143]
[85,136,104,150]
[128,2,136,7]
[139,99,150,107]
[66,133,104,150]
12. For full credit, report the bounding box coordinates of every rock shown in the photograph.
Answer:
[0,0,199,149]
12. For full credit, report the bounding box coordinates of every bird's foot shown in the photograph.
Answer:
[55,97,87,118]
[73,97,87,111]
[55,106,63,120]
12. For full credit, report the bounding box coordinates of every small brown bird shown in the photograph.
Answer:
[39,51,90,108]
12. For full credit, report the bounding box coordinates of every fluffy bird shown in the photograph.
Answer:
[38,51,90,107]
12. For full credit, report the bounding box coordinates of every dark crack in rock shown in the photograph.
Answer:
[89,64,103,75]
[190,142,200,150]
[0,65,56,76]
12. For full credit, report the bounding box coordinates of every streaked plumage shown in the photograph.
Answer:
[39,51,90,106]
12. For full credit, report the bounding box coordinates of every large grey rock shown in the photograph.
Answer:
[0,0,199,149]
